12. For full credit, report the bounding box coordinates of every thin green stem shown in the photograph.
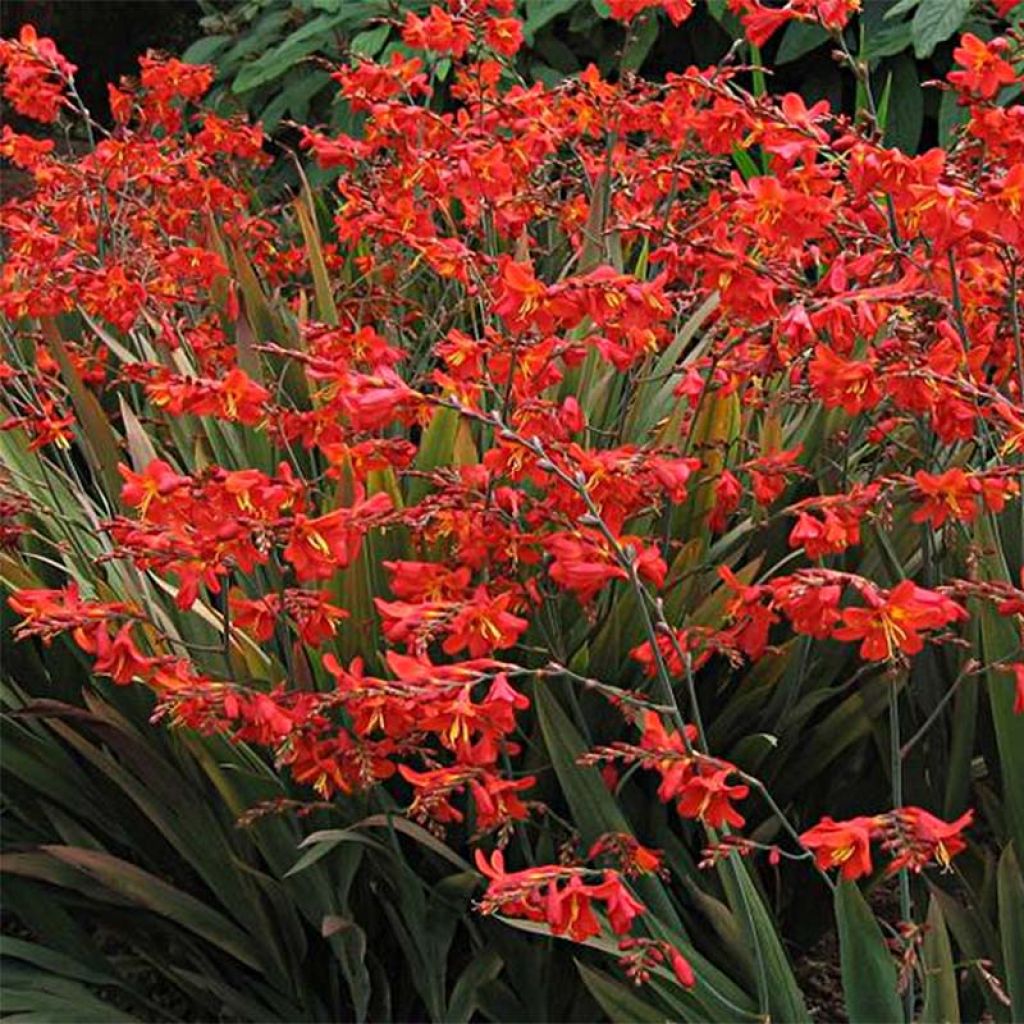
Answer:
[900,664,973,761]
[889,682,914,1022]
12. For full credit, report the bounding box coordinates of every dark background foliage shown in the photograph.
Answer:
[3,0,1012,153]
[1,0,202,121]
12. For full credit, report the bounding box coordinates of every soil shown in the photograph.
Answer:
[793,927,848,1024]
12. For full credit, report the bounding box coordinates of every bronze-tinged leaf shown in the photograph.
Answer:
[40,318,123,505]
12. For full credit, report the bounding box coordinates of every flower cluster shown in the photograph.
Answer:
[2,2,1022,999]
[475,846,695,988]
[800,808,974,880]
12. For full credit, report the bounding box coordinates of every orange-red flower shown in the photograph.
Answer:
[675,765,750,829]
[0,24,75,122]
[441,587,529,658]
[883,808,973,873]
[800,815,878,880]
[833,580,967,661]
[948,34,1018,99]
[808,346,880,416]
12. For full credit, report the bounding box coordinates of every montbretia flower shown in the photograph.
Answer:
[91,623,160,685]
[475,849,651,945]
[882,807,973,874]
[800,815,878,880]
[801,807,972,878]
[119,459,192,520]
[545,530,629,604]
[674,765,750,830]
[0,24,75,122]
[808,346,880,416]
[833,580,967,661]
[283,491,392,581]
[441,586,529,658]
[402,6,472,59]
[910,469,1017,528]
[948,34,1018,99]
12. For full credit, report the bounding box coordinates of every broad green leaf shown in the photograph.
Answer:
[286,829,385,878]
[621,13,659,72]
[1,937,119,988]
[182,34,231,65]
[1,968,141,1022]
[835,880,902,1023]
[260,70,332,130]
[118,397,159,471]
[534,681,691,931]
[409,405,464,505]
[328,917,371,1023]
[883,55,923,153]
[865,20,914,60]
[776,22,829,64]
[731,144,759,182]
[232,13,345,93]
[885,0,921,20]
[532,680,631,845]
[356,814,473,872]
[295,175,339,326]
[523,0,578,42]
[929,884,1009,1024]
[623,291,718,443]
[579,169,612,274]
[350,23,390,58]
[911,0,970,57]
[497,914,754,1022]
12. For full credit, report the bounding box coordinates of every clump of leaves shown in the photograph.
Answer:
[1,4,1023,1022]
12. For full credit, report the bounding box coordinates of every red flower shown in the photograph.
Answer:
[788,507,862,559]
[545,876,602,941]
[0,24,75,122]
[808,346,880,416]
[546,531,628,603]
[675,765,749,829]
[772,576,842,639]
[608,0,693,25]
[709,470,743,533]
[402,7,472,59]
[911,469,1016,528]
[92,623,158,685]
[442,586,529,658]
[492,259,551,332]
[640,711,698,803]
[833,580,967,661]
[948,34,1017,99]
[593,871,646,934]
[0,125,54,168]
[284,491,392,581]
[883,807,973,873]
[718,566,778,660]
[119,460,191,520]
[1010,663,1024,715]
[484,17,523,57]
[469,772,534,831]
[800,815,878,880]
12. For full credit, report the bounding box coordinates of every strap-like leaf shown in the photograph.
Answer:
[997,844,1024,1023]
[835,880,902,1023]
